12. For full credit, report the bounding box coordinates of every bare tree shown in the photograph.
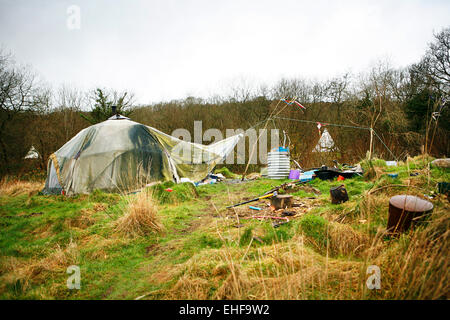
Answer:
[0,50,39,173]
[409,28,450,153]
[56,85,86,140]
[271,77,310,103]
[310,80,328,104]
[29,87,55,170]
[412,27,450,94]
[227,76,257,102]
[344,61,396,159]
[326,73,350,118]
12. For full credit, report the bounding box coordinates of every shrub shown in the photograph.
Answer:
[115,190,163,237]
[150,181,198,204]
[198,234,223,249]
[88,189,120,205]
[297,214,329,249]
[0,178,44,197]
[214,167,237,179]
[239,227,253,247]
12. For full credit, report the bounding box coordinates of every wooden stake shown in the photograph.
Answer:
[368,128,374,160]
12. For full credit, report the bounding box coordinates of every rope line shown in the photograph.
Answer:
[241,105,400,164]
[241,99,285,179]
[270,115,399,161]
[373,130,399,161]
[272,116,371,130]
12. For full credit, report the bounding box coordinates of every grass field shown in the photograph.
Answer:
[0,155,448,300]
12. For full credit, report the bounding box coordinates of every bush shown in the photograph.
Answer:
[0,178,44,197]
[150,181,198,204]
[239,227,253,247]
[214,167,237,179]
[88,189,120,205]
[297,214,329,249]
[115,190,163,237]
[198,234,223,249]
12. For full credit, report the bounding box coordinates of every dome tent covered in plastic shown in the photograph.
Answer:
[43,115,243,195]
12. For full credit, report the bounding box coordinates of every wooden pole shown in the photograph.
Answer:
[241,123,269,181]
[240,98,292,181]
[428,119,439,155]
[368,128,374,160]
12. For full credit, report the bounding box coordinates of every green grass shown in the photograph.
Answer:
[297,214,329,247]
[214,167,238,179]
[150,181,198,204]
[239,227,253,247]
[0,157,448,300]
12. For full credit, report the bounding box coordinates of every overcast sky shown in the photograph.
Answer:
[1,0,449,104]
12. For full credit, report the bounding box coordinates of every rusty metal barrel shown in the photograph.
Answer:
[387,195,434,234]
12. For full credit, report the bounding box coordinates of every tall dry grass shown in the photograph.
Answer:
[165,217,448,300]
[115,190,163,237]
[165,237,363,300]
[371,208,449,299]
[0,241,79,296]
[328,222,370,257]
[0,178,44,197]
[356,173,449,299]
[162,183,448,300]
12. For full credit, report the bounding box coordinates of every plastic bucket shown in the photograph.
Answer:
[268,151,290,179]
[288,169,300,180]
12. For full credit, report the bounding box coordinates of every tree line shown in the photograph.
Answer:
[1,27,448,177]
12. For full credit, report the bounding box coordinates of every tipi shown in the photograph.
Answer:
[312,128,338,152]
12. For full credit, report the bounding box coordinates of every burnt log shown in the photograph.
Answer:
[270,195,293,210]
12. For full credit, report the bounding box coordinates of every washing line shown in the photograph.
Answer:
[269,115,399,161]
[241,98,294,179]
[272,116,371,130]
[372,130,399,162]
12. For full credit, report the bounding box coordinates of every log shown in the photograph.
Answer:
[270,195,293,210]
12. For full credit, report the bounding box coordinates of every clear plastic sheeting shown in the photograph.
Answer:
[42,116,243,195]
[108,114,130,120]
[42,161,62,194]
[150,126,243,182]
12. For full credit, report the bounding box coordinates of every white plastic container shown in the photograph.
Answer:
[267,151,290,179]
